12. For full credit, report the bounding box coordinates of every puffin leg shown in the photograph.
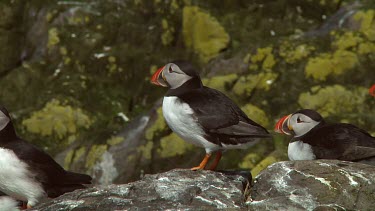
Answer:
[191,153,211,170]
[208,151,222,170]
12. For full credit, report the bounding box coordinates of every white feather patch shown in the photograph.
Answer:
[0,196,20,211]
[0,148,46,206]
[288,141,316,161]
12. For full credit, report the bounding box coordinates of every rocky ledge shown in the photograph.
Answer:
[31,160,375,211]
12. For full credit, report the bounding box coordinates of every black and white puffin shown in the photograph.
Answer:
[275,109,375,162]
[0,106,92,209]
[151,61,271,170]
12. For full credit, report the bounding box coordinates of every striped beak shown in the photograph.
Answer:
[151,66,168,87]
[274,114,293,135]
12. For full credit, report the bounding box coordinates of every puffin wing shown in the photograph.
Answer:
[179,87,270,138]
[302,123,375,160]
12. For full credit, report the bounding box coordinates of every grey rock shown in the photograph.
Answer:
[31,169,251,211]
[247,160,375,211]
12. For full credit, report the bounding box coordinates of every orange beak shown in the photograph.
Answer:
[274,114,293,135]
[151,66,168,87]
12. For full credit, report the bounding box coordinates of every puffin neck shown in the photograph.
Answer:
[0,123,17,144]
[165,77,203,96]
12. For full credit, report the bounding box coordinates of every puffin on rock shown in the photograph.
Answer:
[275,109,375,163]
[0,106,92,209]
[151,61,271,170]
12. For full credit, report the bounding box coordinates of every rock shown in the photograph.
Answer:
[31,169,251,210]
[247,160,375,210]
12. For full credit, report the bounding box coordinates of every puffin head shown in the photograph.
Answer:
[151,61,201,89]
[275,109,324,137]
[0,106,11,131]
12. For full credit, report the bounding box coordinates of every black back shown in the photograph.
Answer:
[298,123,375,161]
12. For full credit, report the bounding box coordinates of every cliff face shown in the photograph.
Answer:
[30,160,375,211]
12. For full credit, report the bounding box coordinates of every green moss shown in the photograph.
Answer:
[305,50,358,81]
[358,42,375,55]
[64,150,74,169]
[202,73,238,93]
[251,150,287,177]
[238,140,273,169]
[106,56,119,74]
[157,133,193,158]
[106,136,125,146]
[47,27,60,48]
[145,107,168,141]
[232,72,278,96]
[333,31,363,50]
[241,103,270,127]
[85,144,108,169]
[298,85,367,117]
[183,6,230,62]
[22,99,93,140]
[279,42,315,64]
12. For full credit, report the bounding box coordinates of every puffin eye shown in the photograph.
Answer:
[168,66,173,73]
[297,117,302,123]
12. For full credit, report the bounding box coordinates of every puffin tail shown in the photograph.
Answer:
[64,171,92,184]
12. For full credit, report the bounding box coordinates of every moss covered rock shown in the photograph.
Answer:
[183,6,230,63]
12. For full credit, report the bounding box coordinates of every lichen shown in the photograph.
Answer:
[106,136,125,146]
[157,133,193,158]
[279,42,315,64]
[183,6,230,62]
[47,27,60,48]
[249,47,276,71]
[353,9,375,41]
[145,107,168,141]
[232,72,278,96]
[332,31,363,50]
[161,18,175,46]
[241,104,270,127]
[64,150,74,169]
[138,141,153,160]
[305,50,358,81]
[73,146,86,163]
[202,74,238,93]
[85,144,108,169]
[22,99,93,140]
[298,85,368,117]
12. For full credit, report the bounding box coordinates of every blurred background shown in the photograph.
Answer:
[0,0,374,185]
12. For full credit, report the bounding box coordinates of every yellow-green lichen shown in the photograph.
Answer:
[249,47,276,71]
[305,50,358,81]
[183,6,230,62]
[138,141,154,160]
[64,150,74,169]
[298,85,368,117]
[73,146,86,163]
[202,74,238,93]
[232,72,278,96]
[106,136,125,146]
[161,19,175,46]
[354,9,375,41]
[47,27,60,48]
[85,144,108,169]
[22,99,93,140]
[279,42,315,64]
[106,56,119,74]
[157,133,193,158]
[238,140,273,169]
[357,42,375,55]
[332,31,363,50]
[241,104,270,127]
[145,107,168,141]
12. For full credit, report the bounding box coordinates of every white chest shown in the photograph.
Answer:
[162,96,219,152]
[288,141,316,161]
[0,148,45,206]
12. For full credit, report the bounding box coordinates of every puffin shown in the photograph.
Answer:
[275,109,375,162]
[151,61,271,170]
[0,106,92,209]
[0,196,20,211]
